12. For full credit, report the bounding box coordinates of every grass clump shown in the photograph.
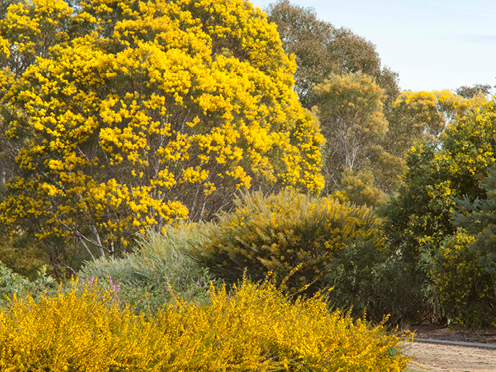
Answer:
[0,278,409,371]
[79,225,218,312]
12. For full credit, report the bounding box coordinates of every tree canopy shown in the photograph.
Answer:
[312,72,388,197]
[264,0,404,204]
[456,83,493,99]
[0,0,324,262]
[265,0,400,111]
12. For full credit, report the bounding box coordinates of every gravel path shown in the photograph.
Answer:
[404,342,496,371]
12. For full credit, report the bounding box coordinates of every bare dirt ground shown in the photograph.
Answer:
[404,342,496,371]
[401,325,496,371]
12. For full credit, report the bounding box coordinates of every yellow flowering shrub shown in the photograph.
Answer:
[193,190,383,296]
[0,279,409,371]
[0,0,324,259]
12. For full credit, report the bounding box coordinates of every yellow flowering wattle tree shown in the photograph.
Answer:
[0,0,324,261]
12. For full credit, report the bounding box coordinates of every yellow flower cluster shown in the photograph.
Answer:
[0,0,72,71]
[0,279,408,371]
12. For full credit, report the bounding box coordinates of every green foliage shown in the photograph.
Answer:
[426,166,496,328]
[383,100,496,324]
[0,278,409,371]
[324,240,428,324]
[266,1,404,200]
[312,71,403,200]
[382,141,462,323]
[265,0,400,111]
[340,169,386,207]
[265,0,335,108]
[386,89,487,159]
[0,261,57,305]
[456,83,493,98]
[385,141,454,264]
[454,166,496,275]
[192,190,383,296]
[80,226,218,312]
[0,225,93,280]
[0,230,46,280]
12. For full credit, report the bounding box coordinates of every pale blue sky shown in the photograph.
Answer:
[251,0,496,93]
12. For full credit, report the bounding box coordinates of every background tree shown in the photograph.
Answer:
[265,0,400,111]
[0,0,324,274]
[455,83,493,99]
[312,72,399,203]
[265,0,402,203]
[385,89,486,159]
[264,0,334,108]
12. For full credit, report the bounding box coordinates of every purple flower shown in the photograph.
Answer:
[109,277,121,293]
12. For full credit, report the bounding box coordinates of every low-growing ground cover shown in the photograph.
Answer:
[0,277,409,371]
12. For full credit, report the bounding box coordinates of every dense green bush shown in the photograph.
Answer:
[80,226,219,312]
[0,224,96,280]
[191,190,383,296]
[431,230,496,328]
[324,240,427,324]
[0,239,46,281]
[383,101,496,324]
[454,166,496,276]
[428,166,496,328]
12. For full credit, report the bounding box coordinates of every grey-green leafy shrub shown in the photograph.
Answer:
[79,226,219,313]
[191,190,383,297]
[0,262,57,306]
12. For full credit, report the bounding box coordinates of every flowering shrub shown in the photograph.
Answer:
[0,278,409,371]
[0,0,324,260]
[193,190,383,296]
[429,166,496,328]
